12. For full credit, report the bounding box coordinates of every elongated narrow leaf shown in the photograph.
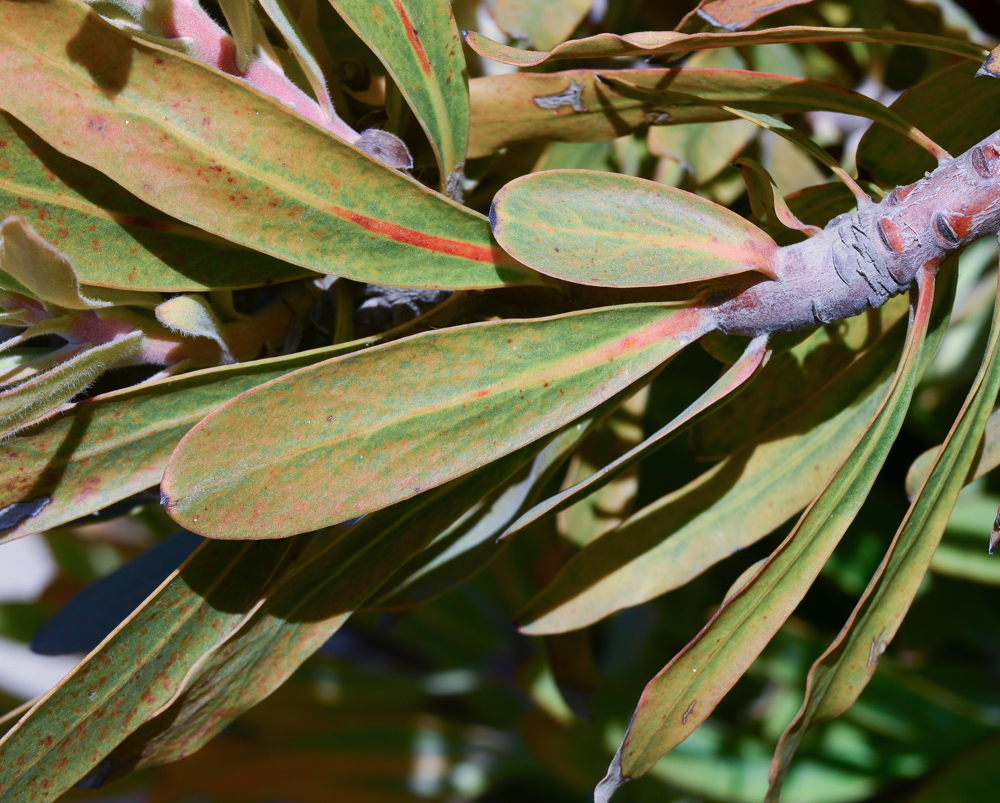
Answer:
[597,270,949,800]
[859,60,1000,188]
[696,0,815,31]
[519,293,913,635]
[0,0,531,289]
[163,304,710,538]
[598,73,948,162]
[0,110,309,292]
[328,0,469,190]
[736,158,821,238]
[503,334,768,538]
[0,537,298,800]
[766,271,1000,801]
[0,332,141,438]
[490,171,777,287]
[0,328,403,544]
[100,442,545,782]
[463,26,987,68]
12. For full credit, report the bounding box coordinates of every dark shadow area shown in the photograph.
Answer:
[65,11,133,99]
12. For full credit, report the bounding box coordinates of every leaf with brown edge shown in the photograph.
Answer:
[0,536,299,801]
[977,42,1000,79]
[595,266,952,802]
[328,0,469,194]
[0,110,310,293]
[696,0,816,32]
[517,287,913,635]
[162,303,711,539]
[463,25,987,69]
[490,170,777,288]
[0,0,532,290]
[766,270,1000,802]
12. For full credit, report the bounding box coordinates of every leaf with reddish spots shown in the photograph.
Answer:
[463,25,987,68]
[162,303,708,539]
[0,112,308,291]
[329,0,469,193]
[0,0,527,289]
[490,170,778,288]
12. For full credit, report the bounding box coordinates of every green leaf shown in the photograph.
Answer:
[0,332,141,439]
[328,0,469,192]
[905,406,1000,498]
[0,111,308,292]
[0,0,531,289]
[0,537,299,800]
[463,25,987,69]
[490,170,777,288]
[599,72,948,163]
[736,158,821,239]
[517,294,913,635]
[162,303,709,539]
[859,61,1000,187]
[648,119,759,185]
[155,294,231,359]
[0,325,415,544]
[931,541,1000,585]
[596,266,951,800]
[503,333,769,540]
[766,271,1000,801]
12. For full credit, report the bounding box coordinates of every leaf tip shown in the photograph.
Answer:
[594,746,629,803]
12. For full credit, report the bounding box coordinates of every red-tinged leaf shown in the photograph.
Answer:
[766,270,1000,801]
[0,112,308,291]
[326,0,469,193]
[516,289,910,635]
[696,0,816,32]
[490,170,777,288]
[0,537,299,800]
[502,333,769,539]
[0,0,534,289]
[162,304,711,539]
[596,267,951,801]
[0,331,400,544]
[463,25,987,69]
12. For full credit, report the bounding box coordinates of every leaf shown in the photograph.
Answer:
[0,0,531,289]
[218,0,259,74]
[0,537,299,800]
[598,71,948,163]
[0,328,401,545]
[31,530,204,656]
[489,170,778,288]
[859,61,1000,187]
[930,541,1000,585]
[503,333,769,540]
[162,303,710,538]
[596,267,949,800]
[696,0,816,31]
[328,0,469,191]
[736,158,821,238]
[516,289,914,635]
[463,25,988,69]
[648,119,759,185]
[155,294,232,360]
[765,270,1000,801]
[0,332,142,439]
[100,443,544,782]
[493,0,592,51]
[0,217,158,310]
[905,406,1000,498]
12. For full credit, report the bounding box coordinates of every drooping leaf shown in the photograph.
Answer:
[463,26,987,69]
[859,61,1000,187]
[766,271,1000,801]
[327,0,469,191]
[0,0,531,289]
[0,111,309,292]
[0,536,302,799]
[596,268,950,800]
[503,333,769,539]
[0,332,142,439]
[696,0,816,31]
[517,289,914,634]
[162,303,710,538]
[0,326,412,544]
[489,170,778,287]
